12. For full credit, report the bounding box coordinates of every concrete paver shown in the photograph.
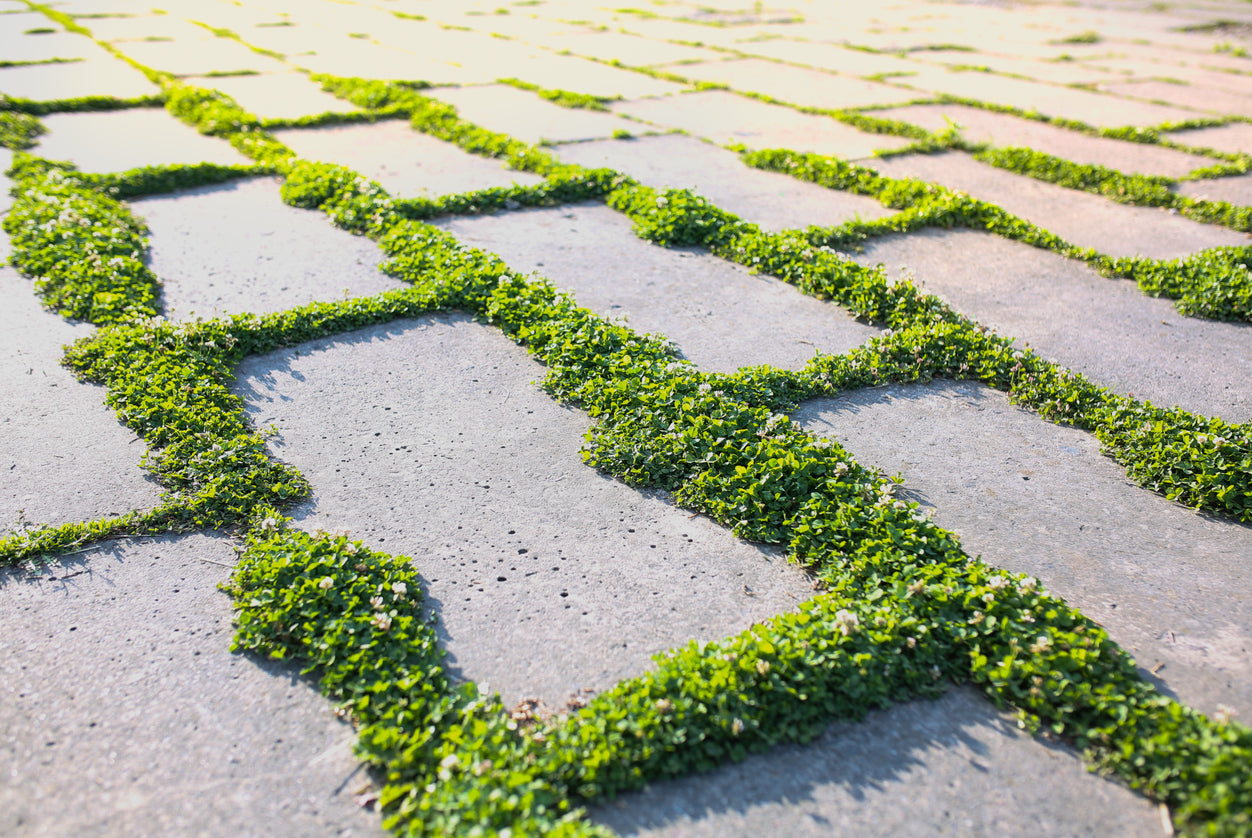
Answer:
[34,109,249,173]
[1167,121,1252,155]
[852,228,1252,423]
[133,177,404,320]
[612,90,912,159]
[5,1,1252,835]
[896,64,1201,127]
[674,58,921,111]
[795,381,1252,721]
[233,316,818,708]
[0,267,162,536]
[877,102,1219,177]
[555,134,897,232]
[429,84,638,144]
[435,203,881,373]
[592,687,1161,837]
[865,150,1250,259]
[1175,173,1252,206]
[0,57,160,101]
[273,120,545,199]
[186,71,359,121]
[0,533,381,837]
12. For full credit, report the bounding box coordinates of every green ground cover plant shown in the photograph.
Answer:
[9,161,1247,833]
[4,15,1250,836]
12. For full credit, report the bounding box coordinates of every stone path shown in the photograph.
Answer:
[2,1,1250,836]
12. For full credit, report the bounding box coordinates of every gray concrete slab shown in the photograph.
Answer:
[114,34,288,77]
[273,120,545,199]
[851,228,1252,423]
[0,57,159,101]
[591,687,1161,838]
[674,58,920,111]
[0,533,382,837]
[877,102,1219,177]
[795,381,1252,721]
[546,30,720,68]
[1099,79,1252,118]
[33,109,250,173]
[186,71,359,121]
[733,38,927,79]
[232,315,819,709]
[132,177,404,320]
[612,91,912,159]
[428,84,638,145]
[0,17,111,64]
[436,203,881,373]
[865,151,1250,259]
[1175,173,1252,205]
[1167,121,1252,155]
[554,134,897,233]
[898,64,1200,127]
[499,51,691,100]
[0,267,162,536]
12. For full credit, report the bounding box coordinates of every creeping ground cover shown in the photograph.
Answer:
[3,5,1252,835]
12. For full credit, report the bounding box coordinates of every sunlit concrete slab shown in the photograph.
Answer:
[233,315,819,708]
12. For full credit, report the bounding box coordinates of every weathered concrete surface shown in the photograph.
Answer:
[850,228,1252,423]
[612,91,912,159]
[187,71,359,122]
[113,32,288,77]
[133,177,404,320]
[0,266,162,537]
[34,109,250,173]
[233,316,818,709]
[555,134,896,232]
[0,533,382,837]
[0,57,159,101]
[866,151,1250,259]
[1167,123,1252,156]
[1175,174,1252,207]
[429,84,638,144]
[878,102,1218,177]
[794,381,1252,720]
[0,14,113,63]
[592,687,1161,838]
[436,203,881,373]
[273,120,545,199]
[675,58,920,111]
